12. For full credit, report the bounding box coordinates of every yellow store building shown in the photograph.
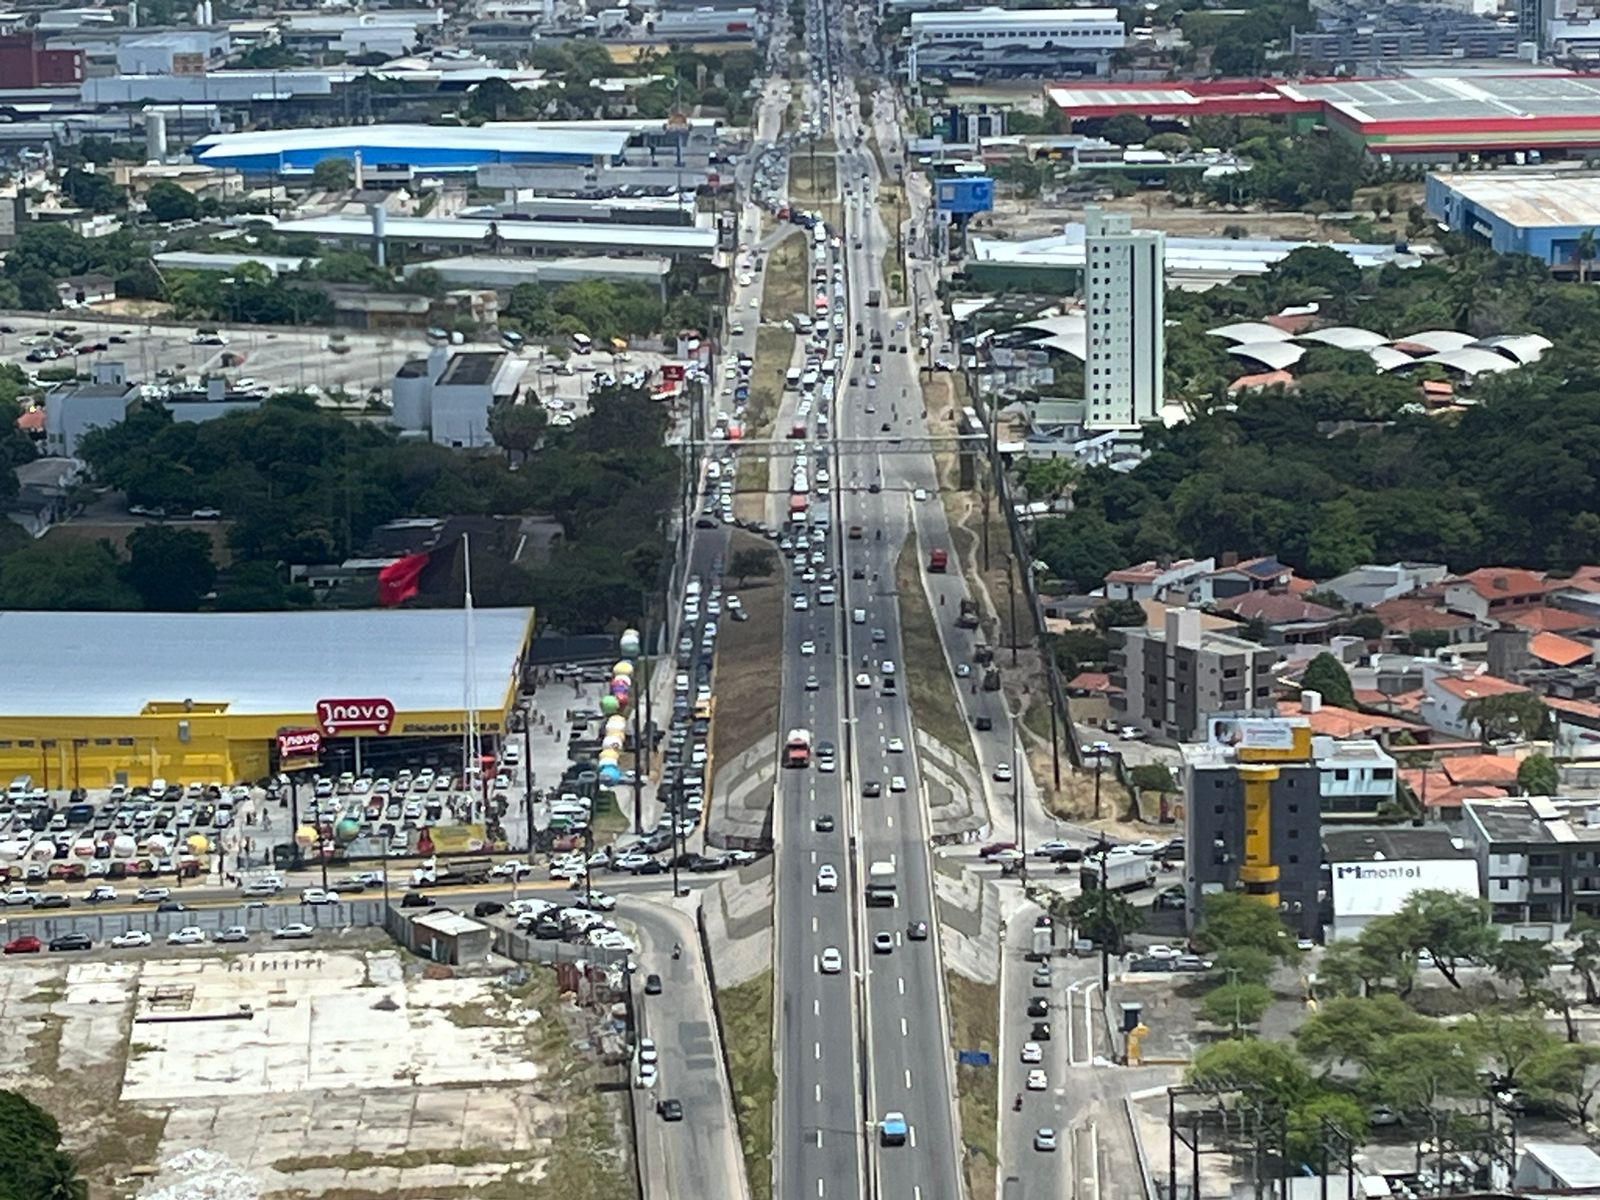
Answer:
[0,608,536,790]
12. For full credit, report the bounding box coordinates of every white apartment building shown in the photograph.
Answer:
[1084,205,1164,431]
[906,8,1124,83]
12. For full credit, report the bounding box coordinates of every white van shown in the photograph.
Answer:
[6,776,29,800]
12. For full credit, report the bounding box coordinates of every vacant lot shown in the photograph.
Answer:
[747,326,794,439]
[712,535,785,768]
[719,969,775,1200]
[761,234,808,325]
[896,536,976,768]
[947,970,999,1200]
[0,947,634,1200]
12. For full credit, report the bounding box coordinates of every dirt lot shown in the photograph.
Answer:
[0,946,634,1200]
[711,535,785,767]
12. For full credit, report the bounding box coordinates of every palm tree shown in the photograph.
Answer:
[1577,228,1597,285]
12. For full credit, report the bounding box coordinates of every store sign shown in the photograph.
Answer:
[1331,859,1479,918]
[1207,717,1296,751]
[317,698,395,736]
[276,729,322,761]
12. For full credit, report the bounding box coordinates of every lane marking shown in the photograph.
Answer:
[898,977,905,996]
[905,1068,913,1090]
[814,1041,821,1061]
[900,1016,908,1036]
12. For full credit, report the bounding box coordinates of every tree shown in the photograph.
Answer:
[1192,893,1300,963]
[1516,752,1560,796]
[1364,1027,1482,1117]
[1209,945,1278,987]
[1576,228,1597,285]
[729,547,776,586]
[1317,915,1418,998]
[1201,980,1273,1034]
[0,1090,86,1200]
[310,157,354,190]
[1300,652,1357,709]
[14,268,57,312]
[1066,886,1143,952]
[60,167,124,213]
[1306,499,1375,578]
[1129,763,1174,794]
[1570,912,1600,1005]
[1021,457,1080,501]
[213,560,313,611]
[1523,1040,1600,1125]
[1396,889,1498,989]
[121,526,217,611]
[1091,599,1147,633]
[1460,692,1551,747]
[1295,994,1428,1074]
[486,400,547,462]
[1471,1009,1560,1090]
[1102,113,1152,146]
[1286,1091,1370,1167]
[143,180,199,223]
[1188,1039,1313,1110]
[1488,937,1555,1005]
[0,540,139,610]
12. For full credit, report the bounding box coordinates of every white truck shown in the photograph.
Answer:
[866,859,897,907]
[1080,853,1154,894]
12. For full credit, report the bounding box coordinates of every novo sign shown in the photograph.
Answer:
[276,729,322,761]
[316,698,396,737]
[1331,858,1479,920]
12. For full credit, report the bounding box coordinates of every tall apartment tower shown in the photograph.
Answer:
[1084,205,1165,431]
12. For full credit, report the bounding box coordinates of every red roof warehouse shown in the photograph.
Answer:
[1048,72,1600,158]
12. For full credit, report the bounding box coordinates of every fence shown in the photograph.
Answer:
[2,898,387,944]
[488,923,631,969]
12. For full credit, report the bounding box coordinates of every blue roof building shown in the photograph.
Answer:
[1425,171,1600,272]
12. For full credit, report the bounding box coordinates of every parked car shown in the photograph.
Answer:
[48,933,91,952]
[3,935,41,954]
[272,923,315,940]
[214,927,250,943]
[110,930,152,949]
[166,927,207,945]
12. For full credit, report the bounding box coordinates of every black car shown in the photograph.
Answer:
[1026,997,1049,1018]
[48,933,91,952]
[1031,1021,1051,1041]
[635,860,665,876]
[1049,847,1084,864]
[473,901,505,918]
[657,1098,684,1121]
[814,814,836,832]
[401,892,435,908]
[645,973,663,995]
[906,920,929,941]
[862,781,882,798]
[33,895,69,910]
[156,900,187,913]
[974,716,993,732]
[1153,886,1186,912]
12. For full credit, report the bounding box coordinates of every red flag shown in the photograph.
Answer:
[377,553,429,607]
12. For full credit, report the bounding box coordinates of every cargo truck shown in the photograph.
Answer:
[783,729,812,768]
[867,288,881,308]
[927,548,948,573]
[1080,853,1154,894]
[866,859,897,906]
[409,856,495,888]
[956,598,979,629]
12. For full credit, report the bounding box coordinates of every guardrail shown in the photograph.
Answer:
[0,899,386,942]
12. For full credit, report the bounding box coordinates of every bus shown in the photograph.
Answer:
[571,332,593,354]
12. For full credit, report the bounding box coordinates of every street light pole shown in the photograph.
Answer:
[1095,835,1111,994]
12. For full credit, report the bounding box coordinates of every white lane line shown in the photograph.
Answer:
[817,1180,825,1198]
[812,916,818,933]
[909,1125,917,1148]
[814,998,820,1016]
[814,1041,821,1060]
[898,977,905,996]
[886,813,894,828]
[900,1016,908,1036]
[905,1068,913,1090]
[815,1084,822,1104]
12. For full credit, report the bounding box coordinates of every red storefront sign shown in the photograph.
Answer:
[276,729,323,760]
[316,698,396,736]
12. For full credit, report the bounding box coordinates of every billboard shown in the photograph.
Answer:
[1207,717,1296,751]
[934,176,995,215]
[276,728,322,767]
[1331,859,1480,918]
[317,698,396,737]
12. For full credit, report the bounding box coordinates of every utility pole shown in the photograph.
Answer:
[1096,836,1111,994]
[1006,558,1018,667]
[522,713,534,854]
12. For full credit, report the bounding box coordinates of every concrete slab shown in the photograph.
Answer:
[708,733,776,847]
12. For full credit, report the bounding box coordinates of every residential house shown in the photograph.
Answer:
[1419,665,1533,741]
[1443,567,1549,621]
[1274,696,1428,745]
[1503,606,1599,636]
[1400,766,1508,820]
[1548,696,1600,759]
[1204,554,1303,602]
[1440,753,1524,790]
[55,273,114,307]
[1216,588,1341,645]
[1065,670,1120,725]
[1370,596,1478,646]
[43,361,136,457]
[1109,607,1278,742]
[1529,632,1593,669]
[1102,557,1215,603]
[1317,562,1449,609]
[1460,795,1600,932]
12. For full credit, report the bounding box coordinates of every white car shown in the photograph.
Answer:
[820,946,843,974]
[855,672,871,689]
[912,487,929,502]
[579,891,618,911]
[300,888,340,905]
[636,1062,659,1088]
[817,865,839,893]
[273,923,315,940]
[1129,840,1162,857]
[1026,1068,1048,1091]
[881,661,897,676]
[110,930,152,949]
[793,594,810,612]
[166,926,207,945]
[993,763,1013,783]
[638,1037,659,1067]
[889,775,907,793]
[215,926,250,943]
[886,737,905,753]
[1020,1041,1043,1064]
[800,640,816,656]
[490,861,533,880]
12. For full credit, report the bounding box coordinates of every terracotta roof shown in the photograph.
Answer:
[1218,590,1340,625]
[1432,672,1530,702]
[14,408,43,432]
[1547,695,1600,722]
[1399,768,1509,810]
[1228,369,1294,393]
[1452,567,1549,601]
[1529,631,1592,667]
[1275,700,1426,739]
[1267,310,1320,334]
[1371,597,1475,633]
[1105,558,1207,586]
[1066,671,1120,694]
[1419,379,1454,398]
[1505,606,1596,634]
[1352,688,1389,706]
[1440,754,1522,786]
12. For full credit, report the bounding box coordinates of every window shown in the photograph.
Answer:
[1214,805,1225,815]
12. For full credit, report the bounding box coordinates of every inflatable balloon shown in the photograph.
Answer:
[335,818,361,844]
[294,824,319,848]
[0,840,26,861]
[605,715,628,732]
[146,835,172,857]
[598,747,621,764]
[29,841,55,862]
[184,834,210,855]
[598,763,621,784]
[620,630,641,656]
[602,735,624,752]
[613,661,634,678]
[610,677,630,696]
[600,695,620,716]
[71,838,95,859]
[112,834,137,859]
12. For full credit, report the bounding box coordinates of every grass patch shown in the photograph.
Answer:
[790,152,836,205]
[274,1148,527,1173]
[748,325,794,439]
[75,1105,168,1176]
[947,971,1000,1200]
[719,969,775,1200]
[711,534,785,768]
[894,536,978,769]
[761,233,807,324]
[733,455,770,523]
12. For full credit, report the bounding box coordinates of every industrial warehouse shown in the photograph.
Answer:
[0,607,536,789]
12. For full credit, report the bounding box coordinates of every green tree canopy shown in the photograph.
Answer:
[310,157,354,190]
[1517,752,1560,796]
[143,180,200,223]
[1192,893,1300,963]
[121,526,217,611]
[1299,652,1357,709]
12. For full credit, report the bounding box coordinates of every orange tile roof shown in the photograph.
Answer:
[1228,369,1295,393]
[1529,631,1592,667]
[1352,688,1389,706]
[1547,695,1600,722]
[14,408,42,432]
[1067,671,1120,694]
[1275,700,1426,739]
[1453,567,1550,601]
[1440,754,1522,786]
[1505,607,1596,634]
[1219,590,1340,625]
[1432,673,1530,702]
[1399,768,1509,808]
[1371,597,1475,633]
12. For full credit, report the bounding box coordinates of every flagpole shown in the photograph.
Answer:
[462,533,482,812]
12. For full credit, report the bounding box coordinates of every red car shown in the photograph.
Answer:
[4,935,41,954]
